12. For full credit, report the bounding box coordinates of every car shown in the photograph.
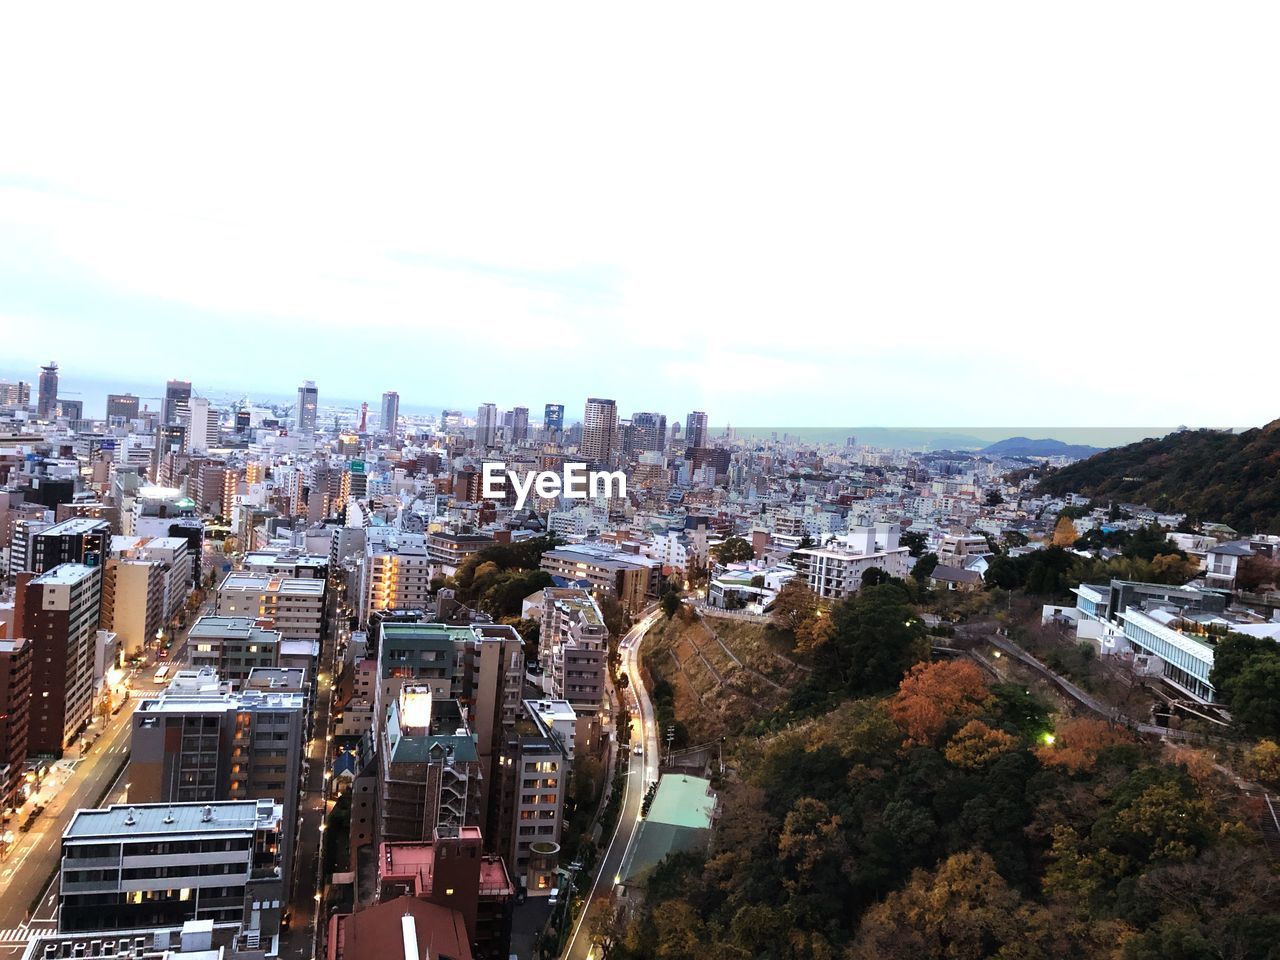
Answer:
[633,745,643,756]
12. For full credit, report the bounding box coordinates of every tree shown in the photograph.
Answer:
[711,537,754,565]
[1243,739,1280,783]
[770,580,819,632]
[861,566,890,588]
[1237,555,1280,592]
[900,530,928,557]
[1221,657,1280,738]
[821,583,927,694]
[1035,716,1132,774]
[985,490,1004,506]
[890,660,992,747]
[1052,516,1079,548]
[849,851,1042,960]
[911,553,939,582]
[661,590,682,619]
[944,720,1018,769]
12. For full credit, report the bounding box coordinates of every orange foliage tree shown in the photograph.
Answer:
[890,660,992,748]
[944,720,1018,769]
[1036,716,1132,774]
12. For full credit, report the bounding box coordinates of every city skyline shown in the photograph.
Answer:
[3,8,1277,428]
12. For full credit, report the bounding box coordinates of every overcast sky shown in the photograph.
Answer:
[1,4,1275,428]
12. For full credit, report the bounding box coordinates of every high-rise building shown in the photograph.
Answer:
[511,406,529,443]
[581,398,618,465]
[476,402,497,448]
[31,517,111,573]
[59,800,286,936]
[186,396,219,453]
[684,410,709,451]
[297,380,318,435]
[106,393,140,422]
[543,403,564,436]
[0,380,31,408]
[37,361,58,419]
[15,563,103,756]
[215,572,325,643]
[381,390,400,439]
[0,638,32,809]
[130,667,306,899]
[630,411,667,455]
[100,556,166,657]
[162,379,192,425]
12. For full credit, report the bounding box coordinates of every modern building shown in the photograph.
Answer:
[37,361,59,420]
[130,668,306,898]
[188,617,282,687]
[475,403,497,449]
[100,557,167,656]
[792,524,911,601]
[0,380,31,408]
[539,544,660,612]
[216,572,325,644]
[494,699,572,887]
[59,800,286,939]
[7,516,51,580]
[162,379,192,426]
[426,531,494,572]
[0,637,32,809]
[580,398,618,465]
[543,404,564,436]
[296,380,318,435]
[629,411,667,455]
[361,531,433,625]
[510,406,529,443]
[31,517,111,574]
[15,563,103,755]
[539,588,607,715]
[106,393,141,422]
[380,391,400,440]
[683,410,708,452]
[186,397,220,454]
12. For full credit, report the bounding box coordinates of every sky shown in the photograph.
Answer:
[1,3,1277,430]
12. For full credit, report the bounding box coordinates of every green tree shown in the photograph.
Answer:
[661,590,682,619]
[711,537,755,565]
[911,552,939,582]
[821,583,926,694]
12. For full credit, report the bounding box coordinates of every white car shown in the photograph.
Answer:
[633,745,643,756]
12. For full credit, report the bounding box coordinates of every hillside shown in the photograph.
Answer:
[981,436,1104,459]
[1036,421,1280,534]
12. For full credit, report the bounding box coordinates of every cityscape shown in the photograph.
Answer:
[0,369,1277,960]
[3,5,1278,958]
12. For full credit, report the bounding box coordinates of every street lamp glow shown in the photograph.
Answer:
[1042,733,1056,746]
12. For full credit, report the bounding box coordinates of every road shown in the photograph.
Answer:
[562,610,661,960]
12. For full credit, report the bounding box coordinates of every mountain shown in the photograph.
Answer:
[1037,421,1280,534]
[981,436,1105,459]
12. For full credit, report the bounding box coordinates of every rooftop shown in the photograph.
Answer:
[220,572,325,595]
[32,562,99,585]
[65,800,282,840]
[37,516,109,536]
[188,615,282,644]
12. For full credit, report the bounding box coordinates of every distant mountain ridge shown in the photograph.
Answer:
[1036,421,1280,534]
[980,436,1106,459]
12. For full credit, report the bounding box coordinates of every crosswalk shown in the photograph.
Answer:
[0,927,31,943]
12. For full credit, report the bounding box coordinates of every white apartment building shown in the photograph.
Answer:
[792,524,910,601]
[216,572,325,644]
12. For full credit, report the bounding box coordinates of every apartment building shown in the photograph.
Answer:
[360,531,433,626]
[216,572,325,644]
[188,616,282,687]
[494,699,572,887]
[792,524,911,601]
[130,668,306,899]
[539,544,660,612]
[15,563,102,755]
[539,588,607,715]
[0,637,31,808]
[30,517,112,573]
[100,557,166,656]
[59,800,286,938]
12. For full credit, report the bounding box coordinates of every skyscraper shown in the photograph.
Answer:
[37,361,58,419]
[297,380,318,434]
[685,410,709,450]
[476,402,497,448]
[544,403,564,436]
[381,391,400,439]
[162,379,192,425]
[630,411,667,454]
[106,393,140,422]
[511,406,529,443]
[581,398,619,465]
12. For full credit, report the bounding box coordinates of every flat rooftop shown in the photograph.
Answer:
[65,800,281,839]
[220,572,325,595]
[32,562,99,585]
[189,615,282,643]
[37,517,109,536]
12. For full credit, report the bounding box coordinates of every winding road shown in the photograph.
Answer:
[562,609,660,960]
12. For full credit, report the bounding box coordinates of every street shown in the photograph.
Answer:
[562,610,660,960]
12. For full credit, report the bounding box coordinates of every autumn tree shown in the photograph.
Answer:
[945,720,1018,769]
[1052,515,1079,548]
[1035,716,1132,774]
[1243,739,1280,783]
[770,580,819,632]
[849,851,1045,960]
[890,660,992,747]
